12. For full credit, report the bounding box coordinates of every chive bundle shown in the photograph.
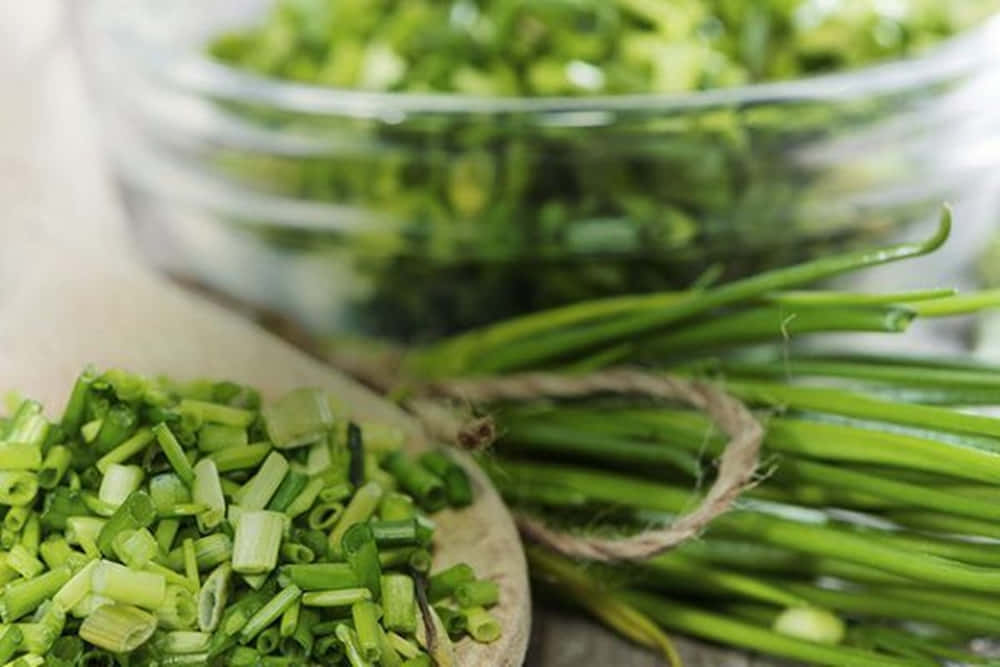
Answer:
[399,213,1000,665]
[0,369,497,665]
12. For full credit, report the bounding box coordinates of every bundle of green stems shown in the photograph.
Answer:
[399,209,1000,664]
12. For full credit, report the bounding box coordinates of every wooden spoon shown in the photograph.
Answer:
[0,226,531,665]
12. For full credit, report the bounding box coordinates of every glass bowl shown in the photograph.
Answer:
[76,0,1000,343]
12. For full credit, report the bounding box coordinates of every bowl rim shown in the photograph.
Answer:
[92,1,1000,118]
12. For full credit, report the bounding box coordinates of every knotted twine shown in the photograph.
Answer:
[408,368,766,563]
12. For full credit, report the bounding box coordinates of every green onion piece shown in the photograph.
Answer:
[112,528,158,568]
[0,443,41,471]
[232,510,284,574]
[380,547,432,573]
[81,491,117,517]
[279,543,315,564]
[80,419,101,444]
[39,536,75,569]
[15,621,57,655]
[352,600,382,662]
[255,626,280,653]
[46,634,83,667]
[342,523,382,600]
[454,580,499,608]
[38,445,72,490]
[280,563,361,591]
[0,565,72,621]
[197,424,248,453]
[314,635,345,663]
[157,584,199,630]
[98,464,144,508]
[380,492,416,521]
[0,472,38,506]
[414,604,457,667]
[318,480,353,503]
[283,476,325,519]
[152,424,195,487]
[192,459,226,532]
[347,423,365,488]
[7,544,44,579]
[382,452,447,511]
[773,607,846,645]
[96,491,156,557]
[183,538,198,587]
[418,452,473,507]
[262,389,335,449]
[306,440,332,475]
[279,606,314,658]
[78,603,156,652]
[208,443,272,472]
[92,560,166,609]
[0,626,22,665]
[241,572,269,590]
[239,584,301,644]
[428,564,475,604]
[149,474,191,516]
[301,588,372,608]
[387,632,421,659]
[233,452,288,510]
[39,488,81,532]
[144,561,196,593]
[158,631,211,654]
[20,515,39,556]
[382,574,416,634]
[462,606,501,643]
[94,404,138,455]
[70,593,114,618]
[369,519,420,548]
[328,481,383,554]
[65,516,105,557]
[94,428,153,475]
[3,507,29,534]
[178,399,254,428]
[434,605,467,636]
[155,519,180,553]
[279,599,299,638]
[61,369,95,434]
[267,471,308,513]
[198,563,232,633]
[53,559,99,610]
[307,502,344,530]
[337,623,372,667]
[359,423,405,452]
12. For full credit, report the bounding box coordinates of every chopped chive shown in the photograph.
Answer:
[183,538,198,587]
[65,516,105,554]
[279,599,299,638]
[262,389,335,449]
[307,502,344,530]
[0,443,42,471]
[306,440,332,475]
[144,561,197,593]
[352,600,382,662]
[198,563,232,633]
[454,580,499,608]
[266,471,308,513]
[387,631,421,659]
[380,492,417,521]
[208,443,272,472]
[279,543,315,564]
[418,451,473,507]
[98,464,144,508]
[279,605,314,658]
[152,424,195,487]
[231,511,284,574]
[329,481,383,555]
[7,544,44,579]
[192,459,226,532]
[197,424,248,453]
[39,446,73,489]
[434,605,467,636]
[0,565,72,621]
[347,423,365,488]
[336,623,370,667]
[21,515,40,555]
[178,400,254,429]
[95,428,154,475]
[96,491,156,557]
[462,606,501,642]
[92,560,166,610]
[239,584,301,644]
[4,506,30,533]
[342,523,382,600]
[233,452,288,511]
[382,452,447,511]
[279,563,361,591]
[80,419,101,444]
[369,519,421,548]
[94,405,138,455]
[111,528,158,568]
[157,585,199,630]
[427,564,475,604]
[155,518,180,552]
[39,536,76,570]
[255,626,280,653]
[0,472,38,506]
[78,603,156,652]
[158,631,212,654]
[301,588,372,608]
[62,370,95,434]
[318,480,353,504]
[382,573,416,634]
[282,476,325,519]
[149,473,191,516]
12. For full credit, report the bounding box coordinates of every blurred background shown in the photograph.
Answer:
[6,1,1000,663]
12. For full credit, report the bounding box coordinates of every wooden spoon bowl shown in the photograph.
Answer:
[0,230,530,665]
